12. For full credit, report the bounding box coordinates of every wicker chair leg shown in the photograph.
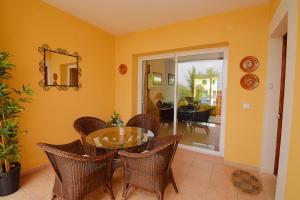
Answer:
[122,183,130,200]
[51,194,56,200]
[205,126,210,136]
[170,171,179,193]
[157,191,164,200]
[106,183,115,200]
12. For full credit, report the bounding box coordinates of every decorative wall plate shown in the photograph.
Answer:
[240,56,259,73]
[118,64,127,75]
[240,74,259,90]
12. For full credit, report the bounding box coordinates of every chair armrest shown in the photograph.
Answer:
[37,142,116,162]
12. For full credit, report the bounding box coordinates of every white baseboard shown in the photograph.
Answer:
[178,144,223,157]
[21,164,50,177]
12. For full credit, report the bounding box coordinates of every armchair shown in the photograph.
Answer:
[37,140,115,200]
[191,109,211,135]
[118,135,181,200]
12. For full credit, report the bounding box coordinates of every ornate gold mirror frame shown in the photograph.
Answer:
[38,44,82,91]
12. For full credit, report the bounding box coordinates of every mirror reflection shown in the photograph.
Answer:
[44,50,78,87]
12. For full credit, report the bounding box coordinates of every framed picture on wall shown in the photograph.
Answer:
[168,74,175,85]
[153,72,162,85]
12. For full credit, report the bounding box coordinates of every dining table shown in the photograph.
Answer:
[84,126,155,151]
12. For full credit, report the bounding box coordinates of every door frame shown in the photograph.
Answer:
[67,64,77,85]
[261,0,298,199]
[137,47,228,157]
[273,34,287,176]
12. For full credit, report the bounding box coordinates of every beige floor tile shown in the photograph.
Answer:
[20,169,54,199]
[194,152,224,164]
[20,171,52,191]
[191,157,214,172]
[209,171,237,191]
[212,163,235,175]
[206,188,238,200]
[238,191,267,200]
[184,166,212,189]
[163,182,206,200]
[0,189,32,200]
[261,173,276,200]
[173,156,193,165]
[160,122,221,151]
[173,192,206,200]
[0,149,276,200]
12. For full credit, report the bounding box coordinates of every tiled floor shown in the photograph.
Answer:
[160,122,220,151]
[2,149,276,200]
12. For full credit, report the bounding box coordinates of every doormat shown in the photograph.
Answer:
[232,170,262,195]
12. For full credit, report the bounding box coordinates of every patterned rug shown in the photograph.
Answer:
[232,170,262,195]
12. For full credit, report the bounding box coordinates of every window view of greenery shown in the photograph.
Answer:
[178,60,223,109]
[175,58,224,151]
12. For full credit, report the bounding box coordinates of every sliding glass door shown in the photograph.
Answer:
[177,53,224,152]
[141,57,176,135]
[139,48,227,155]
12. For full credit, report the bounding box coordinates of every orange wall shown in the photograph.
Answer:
[0,0,273,171]
[284,0,300,199]
[0,0,115,172]
[270,0,282,18]
[114,5,269,167]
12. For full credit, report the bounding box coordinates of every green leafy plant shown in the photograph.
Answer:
[185,66,199,95]
[184,66,219,103]
[0,51,33,173]
[108,111,124,128]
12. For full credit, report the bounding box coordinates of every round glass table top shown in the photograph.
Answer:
[85,127,154,150]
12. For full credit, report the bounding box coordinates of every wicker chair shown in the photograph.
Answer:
[126,114,160,137]
[37,140,115,200]
[73,116,111,155]
[118,135,181,200]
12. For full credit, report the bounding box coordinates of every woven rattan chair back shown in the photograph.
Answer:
[126,114,160,137]
[119,135,181,200]
[37,140,115,200]
[73,116,110,136]
[74,116,111,155]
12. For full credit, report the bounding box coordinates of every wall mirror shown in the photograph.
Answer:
[38,44,81,90]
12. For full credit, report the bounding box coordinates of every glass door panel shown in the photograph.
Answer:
[141,57,176,136]
[176,52,224,152]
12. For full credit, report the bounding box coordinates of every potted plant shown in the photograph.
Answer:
[0,51,33,196]
[108,112,125,135]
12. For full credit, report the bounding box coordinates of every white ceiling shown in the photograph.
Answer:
[41,0,269,35]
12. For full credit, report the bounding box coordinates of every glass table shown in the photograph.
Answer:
[85,127,154,150]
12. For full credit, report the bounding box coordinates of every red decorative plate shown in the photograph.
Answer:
[240,74,259,90]
[240,56,259,73]
[118,64,127,75]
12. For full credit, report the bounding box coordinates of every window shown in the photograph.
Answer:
[213,80,216,85]
[202,80,207,85]
[213,90,217,97]
[204,90,208,95]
